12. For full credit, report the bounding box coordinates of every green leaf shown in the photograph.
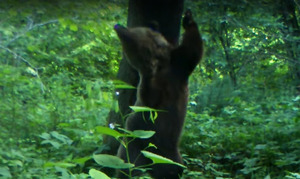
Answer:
[41,140,61,149]
[39,132,51,140]
[131,130,155,139]
[27,45,37,52]
[116,128,155,139]
[149,110,158,123]
[10,160,23,167]
[95,126,125,139]
[292,96,300,102]
[58,17,67,29]
[113,80,136,89]
[93,154,134,169]
[129,106,165,112]
[129,106,164,123]
[264,174,271,179]
[148,143,157,149]
[25,67,38,77]
[254,144,267,150]
[89,169,111,179]
[44,162,76,168]
[0,167,11,178]
[50,131,73,145]
[70,24,78,31]
[72,156,92,165]
[286,172,300,179]
[141,151,186,168]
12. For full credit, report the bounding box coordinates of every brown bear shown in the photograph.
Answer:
[114,10,203,179]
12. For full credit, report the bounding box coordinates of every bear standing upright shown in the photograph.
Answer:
[114,10,203,179]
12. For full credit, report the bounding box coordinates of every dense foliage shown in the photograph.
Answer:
[0,0,299,178]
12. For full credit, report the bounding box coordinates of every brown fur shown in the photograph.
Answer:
[114,10,203,179]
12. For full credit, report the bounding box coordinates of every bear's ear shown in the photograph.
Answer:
[114,24,135,45]
[147,21,160,32]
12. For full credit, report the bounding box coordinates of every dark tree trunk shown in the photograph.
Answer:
[217,5,237,88]
[219,21,237,88]
[103,0,184,155]
[278,0,300,89]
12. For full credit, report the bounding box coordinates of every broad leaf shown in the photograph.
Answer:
[39,132,51,140]
[131,130,155,139]
[141,151,186,168]
[89,169,110,179]
[41,140,61,149]
[117,128,155,139]
[93,154,134,169]
[72,156,92,165]
[95,126,125,139]
[0,167,12,178]
[50,131,73,144]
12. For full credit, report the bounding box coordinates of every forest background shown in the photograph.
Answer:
[0,0,299,178]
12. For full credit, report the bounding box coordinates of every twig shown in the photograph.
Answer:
[0,45,45,93]
[0,45,34,68]
[0,19,58,93]
[294,0,300,11]
[6,19,59,46]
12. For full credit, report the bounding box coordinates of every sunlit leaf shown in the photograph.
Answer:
[72,156,92,165]
[113,80,136,89]
[70,24,78,31]
[141,151,186,168]
[129,106,165,112]
[148,143,157,149]
[44,162,76,168]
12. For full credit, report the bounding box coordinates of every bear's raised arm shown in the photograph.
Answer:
[171,9,203,76]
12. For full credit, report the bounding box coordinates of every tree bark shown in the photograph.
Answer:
[103,0,184,155]
[278,0,300,89]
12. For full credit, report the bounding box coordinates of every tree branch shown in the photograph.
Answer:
[0,45,45,93]
[6,19,59,46]
[0,19,59,93]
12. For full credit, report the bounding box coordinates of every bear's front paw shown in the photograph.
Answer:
[183,9,194,29]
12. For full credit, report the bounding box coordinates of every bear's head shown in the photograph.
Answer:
[114,24,171,76]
